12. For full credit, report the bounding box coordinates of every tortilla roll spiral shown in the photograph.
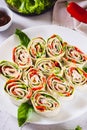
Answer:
[0,60,21,79]
[22,66,46,91]
[4,78,32,106]
[12,45,32,68]
[64,66,87,86]
[63,44,87,64]
[31,90,60,117]
[35,57,63,76]
[47,74,74,98]
[28,37,46,61]
[46,34,65,58]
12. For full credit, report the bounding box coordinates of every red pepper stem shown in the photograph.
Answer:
[65,1,69,7]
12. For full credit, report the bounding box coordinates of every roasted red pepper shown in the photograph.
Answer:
[67,2,87,23]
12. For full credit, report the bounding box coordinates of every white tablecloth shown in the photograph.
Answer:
[0,1,87,130]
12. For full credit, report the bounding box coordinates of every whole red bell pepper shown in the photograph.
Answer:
[67,2,87,23]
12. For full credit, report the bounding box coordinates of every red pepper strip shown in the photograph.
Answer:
[67,2,87,23]
[83,55,87,61]
[83,70,87,78]
[26,88,32,99]
[32,85,43,91]
[74,47,84,54]
[31,48,36,56]
[69,67,75,75]
[35,93,41,100]
[29,70,37,78]
[71,59,76,64]
[36,105,46,112]
[6,78,17,84]
[42,77,46,83]
[54,61,59,67]
[63,91,71,97]
[7,83,16,89]
[50,34,56,39]
[12,91,17,95]
[12,47,16,62]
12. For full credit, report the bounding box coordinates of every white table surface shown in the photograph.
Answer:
[0,1,87,130]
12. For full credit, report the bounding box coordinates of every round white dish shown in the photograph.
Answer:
[0,25,87,125]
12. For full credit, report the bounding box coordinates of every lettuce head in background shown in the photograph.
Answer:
[5,0,57,15]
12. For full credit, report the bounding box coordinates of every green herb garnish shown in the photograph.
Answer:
[18,102,34,127]
[15,29,30,48]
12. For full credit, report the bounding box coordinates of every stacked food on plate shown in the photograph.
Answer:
[0,29,87,126]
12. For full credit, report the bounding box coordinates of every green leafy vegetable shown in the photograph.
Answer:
[15,29,30,48]
[5,0,56,15]
[75,125,82,130]
[18,102,34,127]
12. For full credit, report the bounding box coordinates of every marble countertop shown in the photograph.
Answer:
[0,1,87,130]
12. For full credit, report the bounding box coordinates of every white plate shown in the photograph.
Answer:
[0,25,87,125]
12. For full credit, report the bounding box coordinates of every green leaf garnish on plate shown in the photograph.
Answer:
[15,29,30,48]
[18,102,34,127]
[75,125,82,130]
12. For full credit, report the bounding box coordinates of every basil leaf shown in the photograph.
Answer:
[15,29,30,48]
[75,125,82,130]
[18,102,34,127]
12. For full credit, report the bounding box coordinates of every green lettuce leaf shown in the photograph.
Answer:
[5,0,56,15]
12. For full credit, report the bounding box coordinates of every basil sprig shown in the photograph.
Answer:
[15,29,30,48]
[18,102,34,127]
[75,125,82,130]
